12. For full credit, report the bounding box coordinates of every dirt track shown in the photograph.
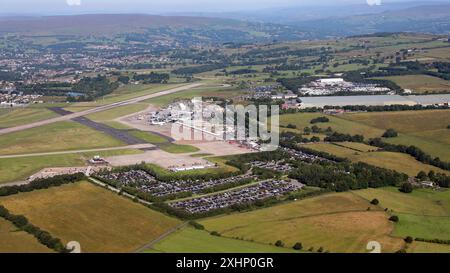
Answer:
[0,83,203,136]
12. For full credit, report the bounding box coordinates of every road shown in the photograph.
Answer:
[0,144,155,159]
[0,83,203,136]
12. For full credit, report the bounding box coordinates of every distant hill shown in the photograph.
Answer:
[286,4,450,37]
[0,14,242,35]
[0,14,310,43]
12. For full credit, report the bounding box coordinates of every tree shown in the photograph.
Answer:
[117,75,130,85]
[416,171,428,181]
[382,128,398,138]
[286,124,297,129]
[370,198,379,205]
[275,240,284,247]
[293,242,303,250]
[210,231,221,237]
[389,215,399,222]
[303,127,311,135]
[404,236,414,244]
[399,182,413,193]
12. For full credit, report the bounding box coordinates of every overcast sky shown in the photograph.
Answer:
[0,0,447,14]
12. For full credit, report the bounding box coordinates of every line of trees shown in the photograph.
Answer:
[369,138,450,172]
[322,104,450,113]
[0,205,68,253]
[324,132,364,143]
[0,173,86,197]
[133,72,170,84]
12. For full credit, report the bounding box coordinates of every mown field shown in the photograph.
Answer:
[303,143,449,176]
[0,121,125,156]
[340,110,450,161]
[144,84,242,107]
[281,110,450,162]
[0,149,142,184]
[375,75,450,94]
[280,112,385,139]
[0,181,181,252]
[0,218,53,253]
[146,227,299,253]
[353,187,450,243]
[200,192,404,253]
[85,103,149,122]
[63,83,185,111]
[0,107,58,128]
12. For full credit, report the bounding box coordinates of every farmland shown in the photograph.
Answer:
[0,218,53,253]
[0,149,142,184]
[0,181,181,252]
[375,75,450,94]
[303,143,449,176]
[353,187,450,243]
[146,227,299,253]
[340,110,450,161]
[0,107,58,128]
[200,192,404,253]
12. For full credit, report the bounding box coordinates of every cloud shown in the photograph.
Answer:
[66,0,81,6]
[366,0,382,6]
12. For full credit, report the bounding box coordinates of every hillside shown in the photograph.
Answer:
[0,14,308,43]
[292,5,450,37]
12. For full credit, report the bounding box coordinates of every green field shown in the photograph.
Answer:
[0,149,142,184]
[354,187,450,241]
[0,181,181,252]
[200,192,404,253]
[145,84,242,106]
[0,218,53,253]
[64,83,185,111]
[159,143,200,154]
[409,241,450,253]
[129,130,200,153]
[0,121,125,156]
[282,110,450,162]
[0,107,57,128]
[375,75,450,94]
[146,227,299,253]
[85,103,149,122]
[340,110,450,161]
[303,143,448,176]
[280,112,384,139]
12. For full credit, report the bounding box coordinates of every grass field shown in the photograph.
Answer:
[64,83,185,111]
[339,110,450,161]
[280,112,385,139]
[0,121,125,156]
[0,181,181,252]
[341,110,450,135]
[129,130,200,153]
[159,143,200,154]
[0,149,142,184]
[146,227,299,253]
[303,143,448,176]
[375,75,450,94]
[145,84,242,106]
[85,103,149,122]
[200,192,404,253]
[408,241,450,253]
[0,218,53,253]
[353,187,450,241]
[0,107,57,128]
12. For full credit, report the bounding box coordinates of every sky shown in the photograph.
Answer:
[0,0,447,14]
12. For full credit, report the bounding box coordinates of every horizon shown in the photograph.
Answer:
[1,0,449,16]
